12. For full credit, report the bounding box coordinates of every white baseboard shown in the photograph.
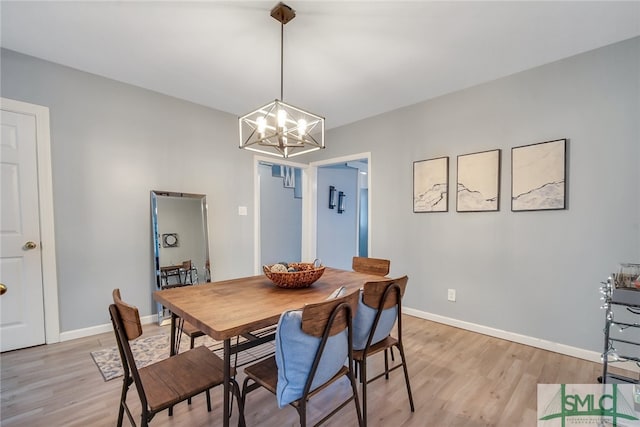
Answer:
[58,314,158,342]
[403,307,640,374]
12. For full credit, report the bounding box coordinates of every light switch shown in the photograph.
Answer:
[238,206,248,216]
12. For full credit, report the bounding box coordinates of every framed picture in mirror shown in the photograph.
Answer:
[162,233,179,248]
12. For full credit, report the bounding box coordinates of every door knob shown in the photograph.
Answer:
[24,241,37,250]
[0,283,6,296]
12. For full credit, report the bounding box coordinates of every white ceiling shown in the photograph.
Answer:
[2,1,639,129]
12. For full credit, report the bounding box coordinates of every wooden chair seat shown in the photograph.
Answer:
[242,355,279,395]
[181,320,205,347]
[243,355,351,400]
[352,336,398,361]
[181,320,203,337]
[140,345,230,412]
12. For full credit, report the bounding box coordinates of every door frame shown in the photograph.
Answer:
[1,97,60,344]
[303,152,371,262]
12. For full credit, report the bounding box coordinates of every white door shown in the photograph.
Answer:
[0,107,46,351]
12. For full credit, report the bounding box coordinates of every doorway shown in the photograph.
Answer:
[315,159,369,270]
[303,153,371,269]
[253,156,307,273]
[253,152,371,273]
[0,98,59,351]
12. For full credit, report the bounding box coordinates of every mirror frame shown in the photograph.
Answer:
[151,190,211,290]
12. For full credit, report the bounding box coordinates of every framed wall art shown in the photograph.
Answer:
[456,149,501,212]
[413,156,448,212]
[511,139,567,211]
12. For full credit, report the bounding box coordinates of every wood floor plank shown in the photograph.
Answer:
[0,315,629,426]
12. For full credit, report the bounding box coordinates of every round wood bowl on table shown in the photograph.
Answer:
[263,262,325,289]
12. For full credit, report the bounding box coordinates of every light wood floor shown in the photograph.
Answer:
[0,315,626,427]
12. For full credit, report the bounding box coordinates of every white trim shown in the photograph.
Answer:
[59,315,157,342]
[367,157,372,256]
[0,97,60,344]
[404,307,640,374]
[301,166,317,261]
[253,159,261,275]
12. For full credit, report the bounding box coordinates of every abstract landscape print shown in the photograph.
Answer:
[413,156,448,212]
[456,149,501,212]
[511,139,566,211]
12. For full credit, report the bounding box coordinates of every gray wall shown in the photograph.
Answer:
[1,48,256,331]
[1,36,638,355]
[315,36,640,352]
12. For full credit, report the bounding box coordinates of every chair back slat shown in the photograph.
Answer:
[110,292,151,413]
[352,256,390,276]
[112,288,143,340]
[302,291,359,337]
[362,276,408,310]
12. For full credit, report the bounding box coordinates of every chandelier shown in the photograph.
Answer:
[238,2,325,159]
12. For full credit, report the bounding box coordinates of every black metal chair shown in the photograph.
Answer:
[352,276,414,426]
[109,289,242,426]
[240,291,363,427]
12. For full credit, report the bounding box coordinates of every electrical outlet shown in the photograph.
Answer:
[447,289,456,302]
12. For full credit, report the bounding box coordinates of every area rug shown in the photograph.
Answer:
[90,332,275,382]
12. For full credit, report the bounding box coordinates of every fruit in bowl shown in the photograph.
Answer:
[269,263,289,273]
[263,261,325,289]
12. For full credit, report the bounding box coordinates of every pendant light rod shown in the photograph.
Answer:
[280,20,284,101]
[271,2,295,100]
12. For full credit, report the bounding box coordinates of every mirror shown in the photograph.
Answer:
[151,191,211,292]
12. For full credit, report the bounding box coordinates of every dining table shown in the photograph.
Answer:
[153,266,388,427]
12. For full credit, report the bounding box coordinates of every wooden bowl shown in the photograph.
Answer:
[263,263,325,289]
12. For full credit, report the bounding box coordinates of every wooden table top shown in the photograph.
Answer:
[153,267,385,341]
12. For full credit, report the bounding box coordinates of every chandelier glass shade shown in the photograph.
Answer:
[238,2,325,159]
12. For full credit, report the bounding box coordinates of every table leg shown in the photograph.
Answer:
[224,338,231,427]
[170,312,177,356]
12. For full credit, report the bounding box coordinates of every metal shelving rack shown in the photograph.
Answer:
[600,276,640,384]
